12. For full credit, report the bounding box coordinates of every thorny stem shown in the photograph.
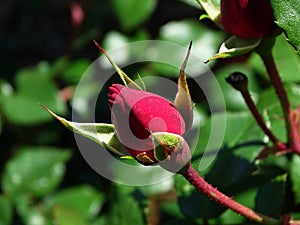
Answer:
[180,164,281,225]
[258,51,300,154]
[241,89,286,149]
[225,71,285,150]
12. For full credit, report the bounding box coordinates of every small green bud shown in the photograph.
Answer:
[225,72,248,92]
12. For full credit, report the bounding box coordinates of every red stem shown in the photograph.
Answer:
[260,52,290,127]
[259,52,300,154]
[241,90,286,149]
[180,164,280,224]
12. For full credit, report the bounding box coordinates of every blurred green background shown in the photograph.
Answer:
[1,0,300,224]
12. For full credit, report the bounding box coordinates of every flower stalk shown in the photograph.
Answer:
[258,50,300,154]
[180,164,281,225]
[226,72,285,149]
[241,90,278,144]
[259,51,290,130]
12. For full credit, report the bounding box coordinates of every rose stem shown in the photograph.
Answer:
[240,89,285,148]
[258,51,300,153]
[226,72,284,148]
[180,164,280,225]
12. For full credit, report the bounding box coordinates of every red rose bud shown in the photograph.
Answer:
[108,84,186,165]
[221,0,277,39]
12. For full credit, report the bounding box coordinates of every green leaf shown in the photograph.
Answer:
[0,79,13,98]
[14,195,51,225]
[53,206,88,225]
[0,62,66,125]
[62,59,91,84]
[257,84,300,142]
[174,42,193,132]
[15,195,51,225]
[45,185,105,221]
[1,147,71,198]
[271,35,300,82]
[290,155,300,204]
[107,184,145,225]
[216,188,258,224]
[271,0,300,55]
[159,200,185,219]
[91,216,107,225]
[176,175,225,218]
[161,218,198,225]
[0,195,12,225]
[290,213,300,221]
[206,36,261,62]
[41,105,128,156]
[255,174,286,217]
[112,0,157,31]
[0,79,13,135]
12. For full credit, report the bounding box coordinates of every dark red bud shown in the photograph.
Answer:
[225,72,248,91]
[221,0,277,39]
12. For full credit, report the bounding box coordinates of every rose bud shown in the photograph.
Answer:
[221,0,277,39]
[108,84,186,165]
[225,72,248,92]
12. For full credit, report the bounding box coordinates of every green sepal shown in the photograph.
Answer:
[206,36,261,63]
[136,73,146,91]
[41,104,128,156]
[93,40,143,90]
[120,156,134,160]
[195,0,222,28]
[199,14,210,20]
[150,132,184,162]
[174,42,194,133]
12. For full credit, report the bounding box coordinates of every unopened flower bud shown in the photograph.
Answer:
[225,72,248,92]
[221,0,277,39]
[108,84,186,166]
